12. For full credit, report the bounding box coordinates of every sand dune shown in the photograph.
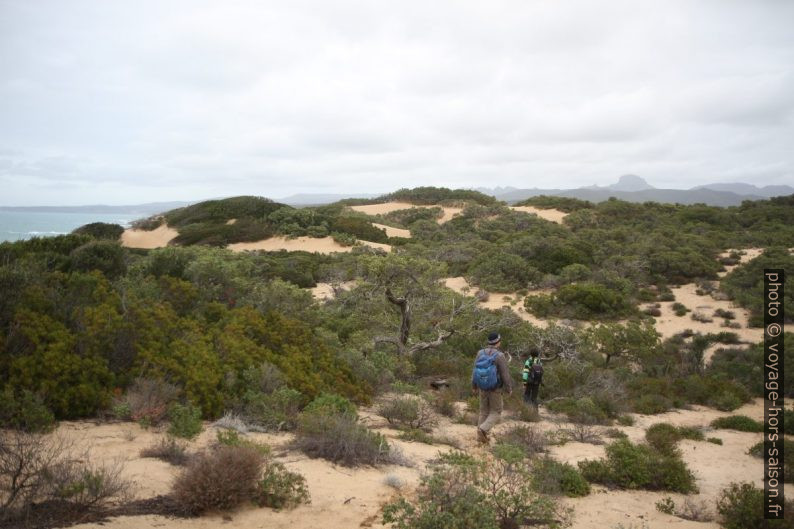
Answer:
[371,222,411,238]
[228,236,391,254]
[350,202,462,224]
[509,206,568,224]
[120,224,179,249]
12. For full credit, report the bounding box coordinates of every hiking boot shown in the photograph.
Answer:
[477,428,489,444]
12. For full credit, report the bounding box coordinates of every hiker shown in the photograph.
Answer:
[472,332,513,444]
[522,347,543,409]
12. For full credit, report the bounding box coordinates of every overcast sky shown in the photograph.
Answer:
[1,0,793,205]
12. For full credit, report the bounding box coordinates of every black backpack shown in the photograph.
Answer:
[528,359,544,385]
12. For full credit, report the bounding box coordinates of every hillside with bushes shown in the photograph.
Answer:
[1,188,793,529]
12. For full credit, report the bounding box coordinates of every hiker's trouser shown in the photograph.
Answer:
[524,383,540,407]
[478,389,504,433]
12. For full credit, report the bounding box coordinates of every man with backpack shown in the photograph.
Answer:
[522,347,543,409]
[472,332,513,444]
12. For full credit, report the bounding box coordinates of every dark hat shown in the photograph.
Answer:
[487,332,501,345]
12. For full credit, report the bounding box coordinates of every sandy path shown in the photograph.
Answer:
[120,224,179,249]
[371,222,411,238]
[509,206,569,224]
[228,236,391,254]
[350,202,462,224]
[717,248,763,278]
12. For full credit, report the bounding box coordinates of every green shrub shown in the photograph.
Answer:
[256,461,310,510]
[0,389,55,433]
[240,387,304,432]
[747,439,794,483]
[70,240,127,278]
[672,302,689,316]
[382,450,571,529]
[546,397,609,425]
[532,457,591,497]
[616,415,635,426]
[215,429,271,456]
[631,393,672,415]
[707,437,723,445]
[645,423,682,455]
[303,393,357,419]
[655,496,675,515]
[398,428,436,445]
[716,482,794,529]
[578,439,698,493]
[72,222,125,240]
[168,403,203,439]
[710,415,763,432]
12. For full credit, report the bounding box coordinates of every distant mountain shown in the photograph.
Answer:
[0,201,194,215]
[476,175,790,206]
[277,192,380,206]
[606,174,655,192]
[693,182,794,198]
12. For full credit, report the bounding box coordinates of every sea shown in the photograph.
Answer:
[0,211,139,243]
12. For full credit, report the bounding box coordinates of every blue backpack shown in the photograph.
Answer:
[473,349,500,390]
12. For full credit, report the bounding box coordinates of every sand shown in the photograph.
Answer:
[309,281,358,301]
[61,395,786,529]
[443,276,551,328]
[350,202,463,224]
[228,236,391,254]
[120,224,179,249]
[509,206,569,224]
[371,222,411,238]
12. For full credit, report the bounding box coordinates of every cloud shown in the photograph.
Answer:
[0,0,792,205]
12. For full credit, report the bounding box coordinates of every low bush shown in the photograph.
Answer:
[748,439,794,483]
[672,302,689,316]
[172,444,265,514]
[239,387,304,432]
[630,393,673,415]
[378,396,437,431]
[0,388,55,433]
[140,436,190,466]
[72,222,125,240]
[214,429,271,456]
[645,423,704,455]
[303,393,357,419]
[707,437,723,445]
[716,482,794,529]
[168,403,203,439]
[578,438,698,493]
[256,461,310,510]
[294,411,393,467]
[398,428,436,445]
[0,431,131,523]
[710,415,763,432]
[382,450,571,529]
[495,425,548,458]
[546,397,609,425]
[117,377,179,426]
[532,457,591,497]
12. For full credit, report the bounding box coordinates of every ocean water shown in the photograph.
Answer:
[0,211,139,242]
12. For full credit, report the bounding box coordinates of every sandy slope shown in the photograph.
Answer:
[349,202,462,224]
[228,236,391,254]
[509,206,569,224]
[371,223,411,238]
[120,224,179,249]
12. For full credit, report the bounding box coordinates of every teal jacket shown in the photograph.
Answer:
[522,357,542,384]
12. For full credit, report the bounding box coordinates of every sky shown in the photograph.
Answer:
[1,0,793,206]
